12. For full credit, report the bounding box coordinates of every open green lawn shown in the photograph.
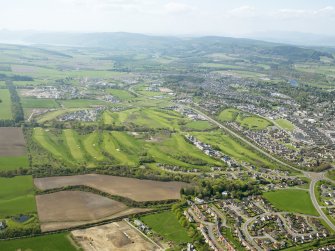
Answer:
[263,189,318,216]
[0,176,36,217]
[185,120,215,131]
[82,131,105,161]
[21,97,59,108]
[0,89,12,120]
[218,108,272,130]
[275,118,295,132]
[0,233,80,251]
[0,156,29,171]
[108,88,134,100]
[140,211,191,244]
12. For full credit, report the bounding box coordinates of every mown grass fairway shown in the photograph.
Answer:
[103,108,186,130]
[102,131,141,166]
[263,189,318,216]
[0,89,12,120]
[140,211,191,243]
[0,176,36,217]
[149,133,222,170]
[193,130,278,169]
[275,118,295,132]
[63,129,84,161]
[0,233,80,251]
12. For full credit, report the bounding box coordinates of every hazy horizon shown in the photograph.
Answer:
[1,0,335,37]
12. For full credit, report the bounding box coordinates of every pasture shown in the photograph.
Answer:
[140,211,191,243]
[0,156,29,171]
[0,176,36,217]
[0,233,80,251]
[0,89,12,120]
[108,88,134,100]
[34,174,189,202]
[263,189,318,216]
[60,99,107,108]
[21,97,60,108]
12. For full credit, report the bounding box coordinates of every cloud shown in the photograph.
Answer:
[275,6,335,19]
[227,5,256,18]
[164,2,195,14]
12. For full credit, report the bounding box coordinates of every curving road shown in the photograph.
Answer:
[310,179,335,231]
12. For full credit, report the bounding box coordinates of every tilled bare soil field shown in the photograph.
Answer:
[36,191,150,232]
[34,174,189,201]
[0,127,26,156]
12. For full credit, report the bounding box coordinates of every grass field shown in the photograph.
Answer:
[0,156,29,171]
[108,88,134,100]
[263,189,318,216]
[0,233,80,251]
[218,108,272,130]
[0,176,36,217]
[185,120,215,131]
[275,118,295,132]
[0,89,12,120]
[140,211,191,243]
[21,97,60,108]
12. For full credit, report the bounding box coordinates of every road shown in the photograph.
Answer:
[310,179,335,231]
[128,85,335,242]
[187,105,303,173]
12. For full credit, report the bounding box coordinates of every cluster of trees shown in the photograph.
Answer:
[6,81,24,123]
[0,225,40,239]
[0,168,31,178]
[38,185,177,208]
[182,177,261,200]
[171,202,208,251]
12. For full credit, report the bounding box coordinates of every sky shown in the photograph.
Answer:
[0,0,335,36]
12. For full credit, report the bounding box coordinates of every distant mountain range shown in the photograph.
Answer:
[0,30,333,62]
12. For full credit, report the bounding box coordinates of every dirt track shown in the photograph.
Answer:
[0,127,26,156]
[34,174,189,201]
[72,221,160,251]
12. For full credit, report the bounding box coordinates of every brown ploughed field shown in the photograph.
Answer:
[34,174,189,201]
[0,127,26,156]
[36,191,150,232]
